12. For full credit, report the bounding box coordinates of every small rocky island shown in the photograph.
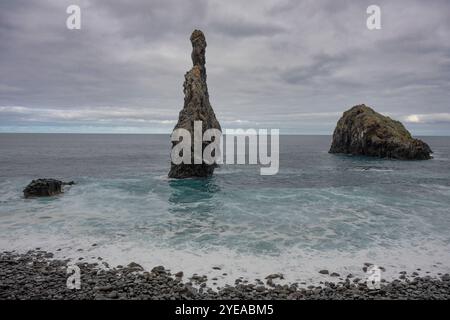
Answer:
[168,29,221,178]
[23,179,74,198]
[329,104,432,160]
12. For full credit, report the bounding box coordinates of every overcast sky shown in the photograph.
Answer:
[0,0,449,134]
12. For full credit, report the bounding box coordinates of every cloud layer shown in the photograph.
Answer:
[1,0,449,134]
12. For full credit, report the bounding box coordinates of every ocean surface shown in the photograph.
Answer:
[1,133,449,285]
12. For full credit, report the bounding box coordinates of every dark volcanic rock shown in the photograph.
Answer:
[168,30,221,179]
[1,250,450,300]
[23,179,74,198]
[329,105,432,160]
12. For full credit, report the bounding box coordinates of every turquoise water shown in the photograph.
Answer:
[0,134,449,283]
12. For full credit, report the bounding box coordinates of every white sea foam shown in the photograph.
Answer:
[1,231,449,287]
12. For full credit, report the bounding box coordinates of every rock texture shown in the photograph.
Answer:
[168,30,221,178]
[329,105,432,160]
[23,179,75,198]
[2,250,450,300]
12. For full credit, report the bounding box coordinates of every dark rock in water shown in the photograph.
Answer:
[127,262,144,271]
[168,30,221,179]
[265,273,284,280]
[151,265,166,274]
[23,179,75,198]
[329,105,432,160]
[330,272,340,277]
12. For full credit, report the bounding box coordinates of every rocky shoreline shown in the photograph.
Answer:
[1,250,449,300]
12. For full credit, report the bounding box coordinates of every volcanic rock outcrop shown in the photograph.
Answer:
[23,179,75,198]
[329,104,432,160]
[168,30,221,178]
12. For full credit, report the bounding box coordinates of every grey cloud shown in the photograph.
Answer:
[0,0,450,135]
[280,53,350,85]
[208,18,286,38]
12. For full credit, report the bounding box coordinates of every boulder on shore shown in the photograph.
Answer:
[168,30,221,179]
[329,104,432,160]
[23,179,75,198]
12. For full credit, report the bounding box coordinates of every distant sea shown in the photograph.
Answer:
[1,133,449,284]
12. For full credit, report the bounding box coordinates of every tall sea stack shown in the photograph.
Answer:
[168,30,221,178]
[329,104,432,160]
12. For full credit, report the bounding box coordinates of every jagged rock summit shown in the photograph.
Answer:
[168,30,221,178]
[329,104,432,160]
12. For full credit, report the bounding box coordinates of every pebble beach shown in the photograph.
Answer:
[1,250,449,300]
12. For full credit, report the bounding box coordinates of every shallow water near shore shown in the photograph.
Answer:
[0,134,450,286]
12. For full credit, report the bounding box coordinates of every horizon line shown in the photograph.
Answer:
[0,132,449,137]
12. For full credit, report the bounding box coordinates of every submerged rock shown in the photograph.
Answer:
[23,179,75,198]
[329,104,432,160]
[168,30,221,179]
